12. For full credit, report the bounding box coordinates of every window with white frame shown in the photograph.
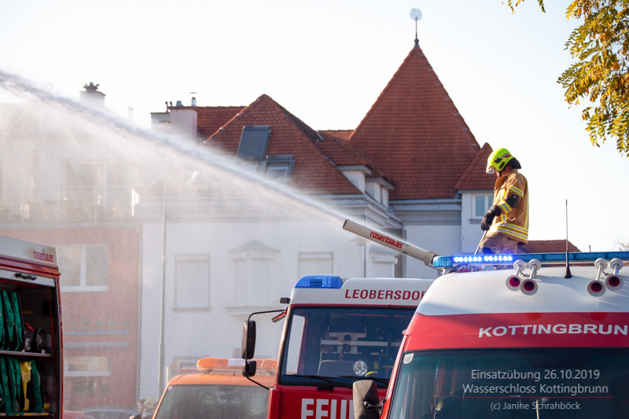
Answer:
[57,244,109,291]
[472,194,493,218]
[298,252,333,277]
[175,255,210,309]
[231,241,278,307]
[65,356,110,377]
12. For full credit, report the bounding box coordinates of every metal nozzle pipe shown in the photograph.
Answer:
[342,219,438,268]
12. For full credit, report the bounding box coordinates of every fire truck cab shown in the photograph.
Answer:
[354,252,629,419]
[243,275,433,419]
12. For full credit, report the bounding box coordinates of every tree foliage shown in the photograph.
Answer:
[507,0,629,156]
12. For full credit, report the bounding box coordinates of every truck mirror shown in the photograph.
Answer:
[241,320,256,360]
[353,380,380,419]
[242,360,257,378]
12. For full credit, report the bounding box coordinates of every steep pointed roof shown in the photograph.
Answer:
[349,43,482,200]
[205,94,361,195]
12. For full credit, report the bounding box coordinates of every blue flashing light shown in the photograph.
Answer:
[295,275,343,289]
[432,251,629,269]
[449,254,514,266]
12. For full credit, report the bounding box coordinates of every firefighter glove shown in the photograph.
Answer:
[481,205,501,231]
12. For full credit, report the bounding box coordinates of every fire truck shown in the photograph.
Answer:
[154,357,275,419]
[0,235,63,417]
[242,273,433,419]
[349,223,629,418]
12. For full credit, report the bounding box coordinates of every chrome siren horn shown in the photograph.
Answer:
[519,259,541,296]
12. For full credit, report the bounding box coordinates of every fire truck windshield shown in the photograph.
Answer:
[388,348,629,419]
[279,307,414,388]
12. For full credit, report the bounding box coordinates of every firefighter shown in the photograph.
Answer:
[478,147,528,255]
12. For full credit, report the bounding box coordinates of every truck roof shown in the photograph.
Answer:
[166,372,275,387]
[290,276,434,307]
[0,235,57,267]
[166,358,276,387]
[419,265,629,316]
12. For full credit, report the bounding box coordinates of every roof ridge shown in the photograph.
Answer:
[204,94,363,195]
[204,97,262,142]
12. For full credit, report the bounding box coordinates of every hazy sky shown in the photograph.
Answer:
[1,0,627,252]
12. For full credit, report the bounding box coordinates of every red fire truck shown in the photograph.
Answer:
[242,274,433,419]
[0,235,63,417]
[353,249,629,419]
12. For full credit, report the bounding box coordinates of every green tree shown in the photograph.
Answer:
[508,0,629,156]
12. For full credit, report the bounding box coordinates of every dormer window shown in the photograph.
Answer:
[237,126,271,161]
[261,154,295,182]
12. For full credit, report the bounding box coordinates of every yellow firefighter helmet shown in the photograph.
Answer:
[486,148,515,174]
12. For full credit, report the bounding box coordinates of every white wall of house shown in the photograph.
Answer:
[138,216,369,398]
[168,108,198,140]
[405,224,461,279]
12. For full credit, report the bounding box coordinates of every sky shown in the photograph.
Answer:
[0,0,627,253]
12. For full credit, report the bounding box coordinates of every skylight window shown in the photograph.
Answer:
[237,126,271,161]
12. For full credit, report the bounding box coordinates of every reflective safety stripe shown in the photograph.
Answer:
[496,224,528,242]
[498,202,512,213]
[509,185,525,197]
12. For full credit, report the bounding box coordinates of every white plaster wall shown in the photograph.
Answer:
[139,218,366,397]
[405,224,462,279]
[168,109,198,140]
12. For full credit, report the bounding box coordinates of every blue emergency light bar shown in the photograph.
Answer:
[432,251,629,269]
[295,275,343,289]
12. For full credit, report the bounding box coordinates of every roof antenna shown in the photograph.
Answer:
[409,8,422,47]
[565,199,572,279]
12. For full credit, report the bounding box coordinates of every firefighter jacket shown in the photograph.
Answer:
[488,169,529,244]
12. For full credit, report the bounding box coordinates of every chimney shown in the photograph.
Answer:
[80,82,106,108]
[191,97,197,106]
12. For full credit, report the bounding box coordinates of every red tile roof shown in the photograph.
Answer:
[348,44,484,200]
[205,95,361,195]
[519,240,581,253]
[454,142,496,191]
[196,106,245,139]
